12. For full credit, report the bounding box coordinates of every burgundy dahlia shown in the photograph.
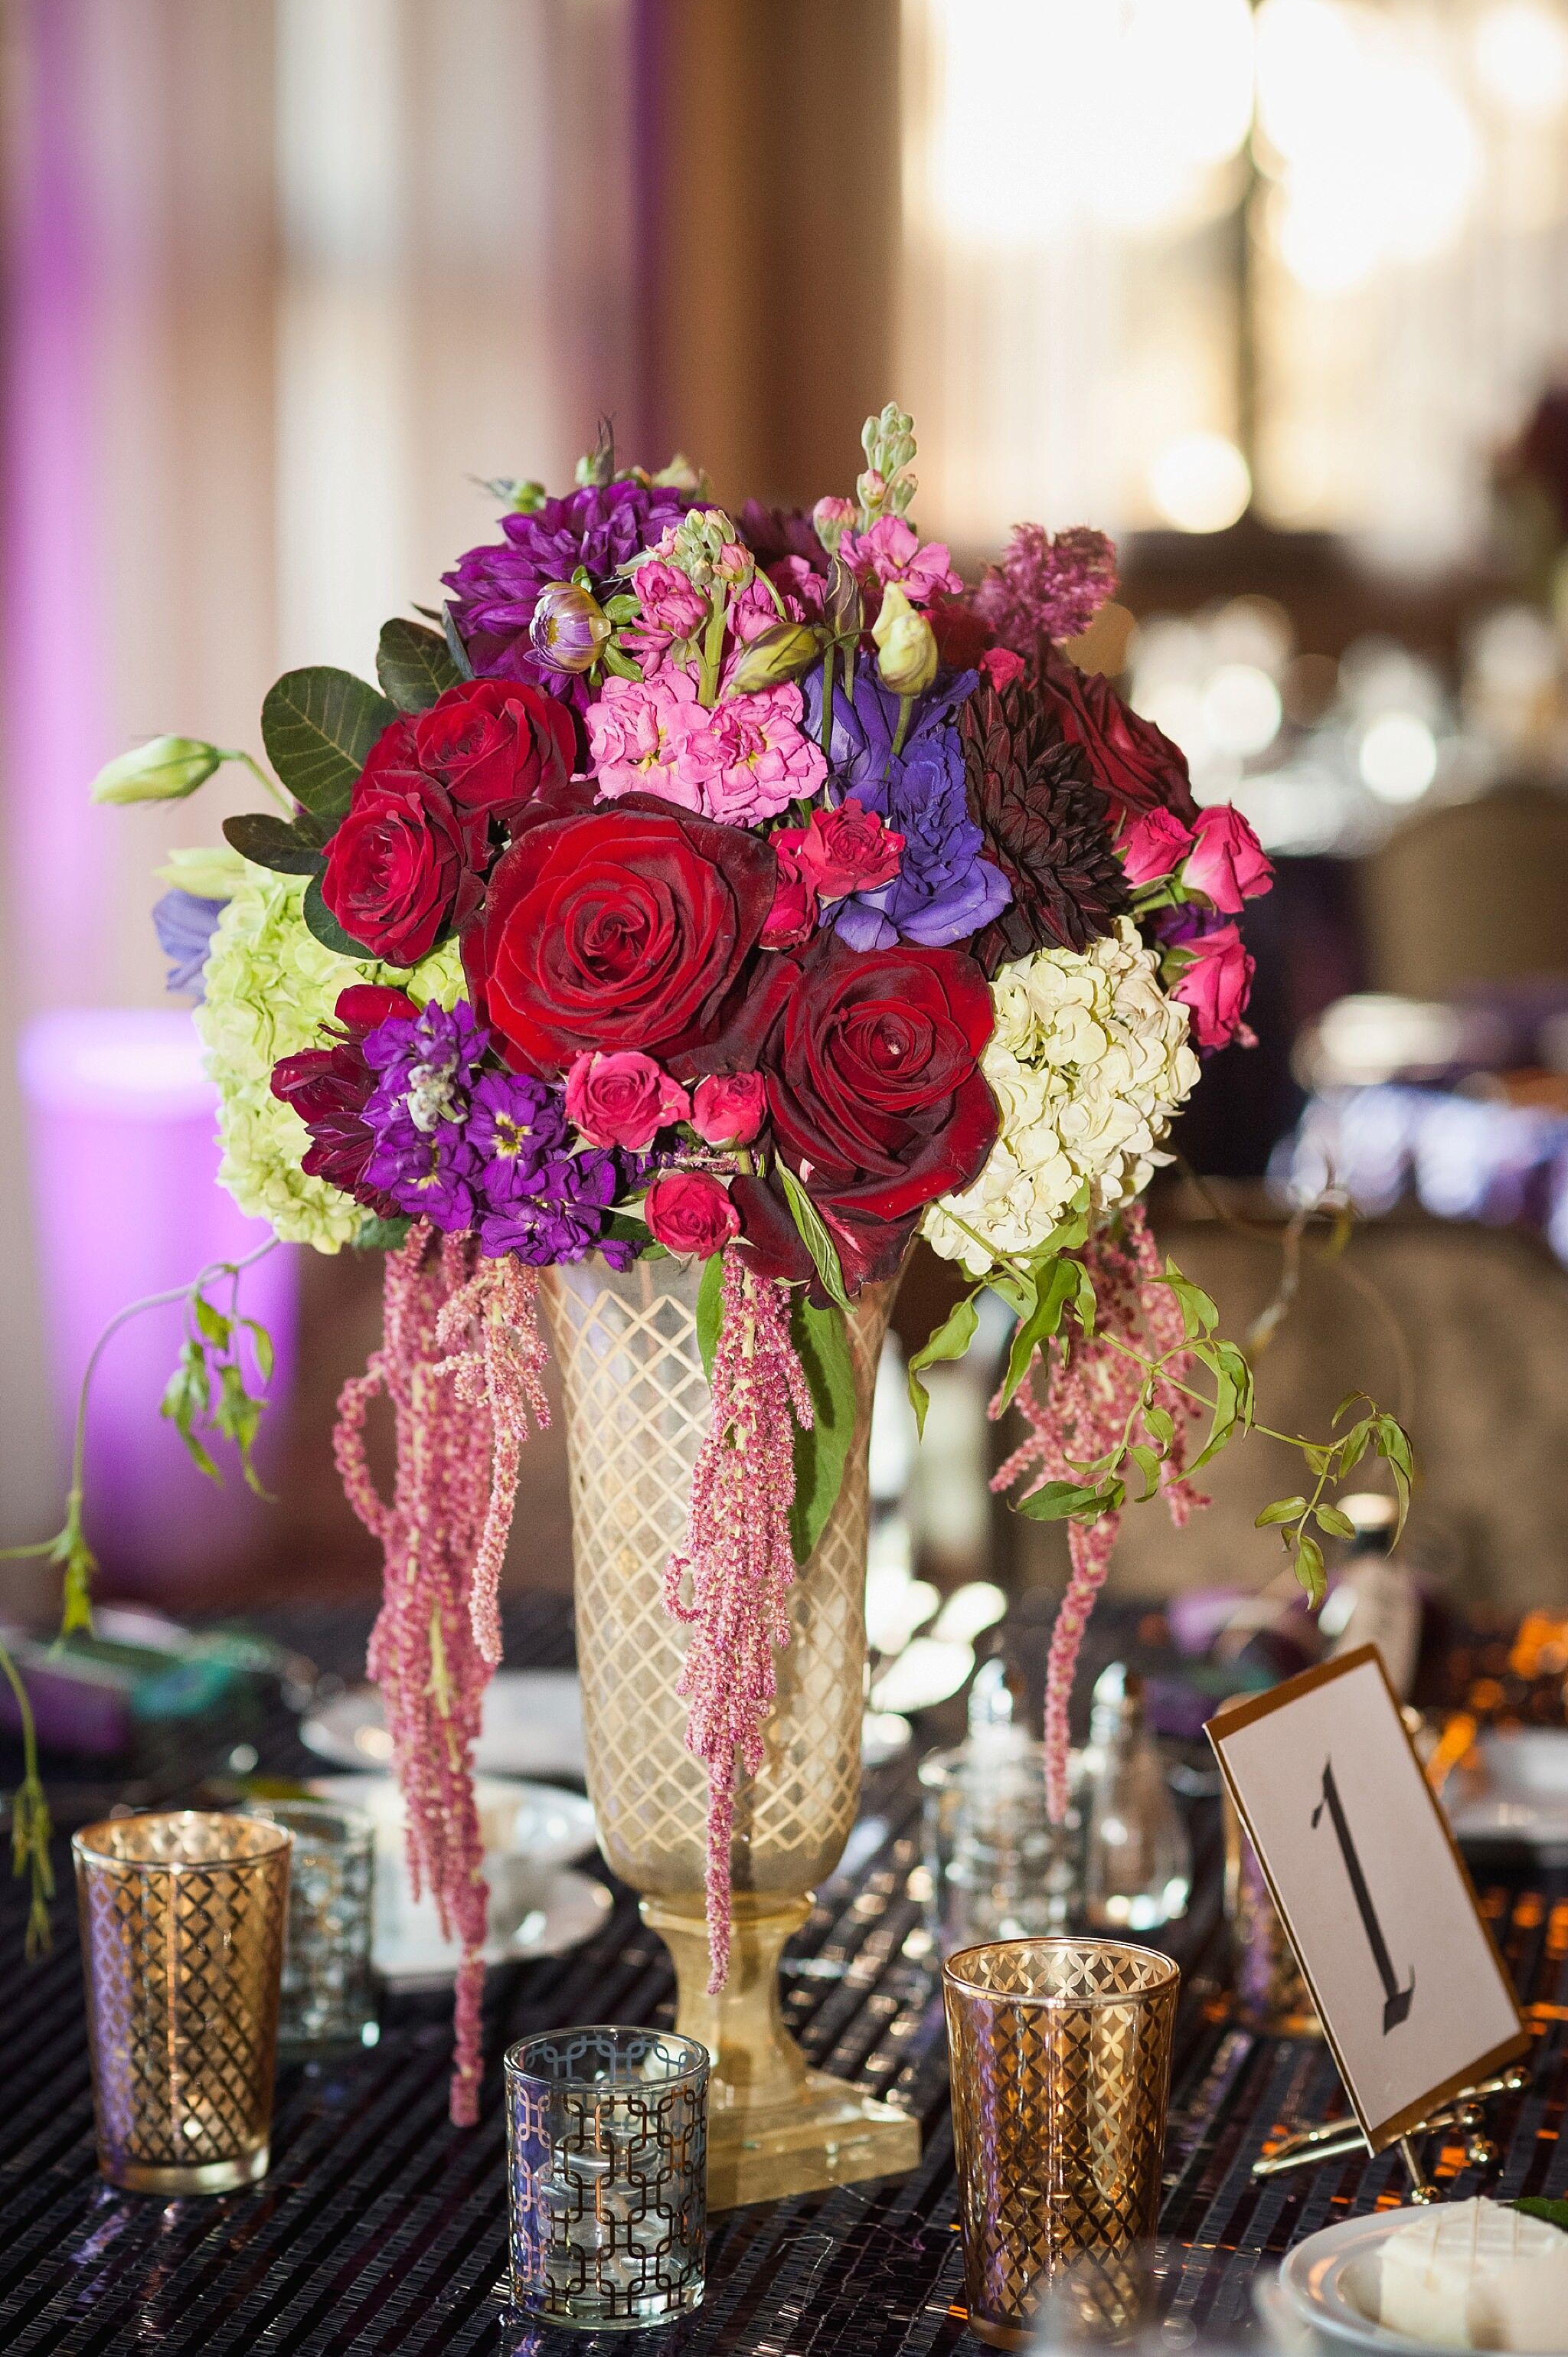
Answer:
[960,676,1129,976]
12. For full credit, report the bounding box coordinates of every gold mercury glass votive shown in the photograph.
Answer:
[74,1810,292,2194]
[943,1938,1179,2351]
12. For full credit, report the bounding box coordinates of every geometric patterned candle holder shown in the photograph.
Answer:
[73,1811,291,2194]
[237,1798,376,2057]
[505,2025,708,2331]
[942,1939,1179,2351]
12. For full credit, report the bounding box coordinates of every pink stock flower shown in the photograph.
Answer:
[1118,807,1193,888]
[565,1050,690,1151]
[761,845,818,947]
[634,559,708,641]
[691,1072,766,1149]
[837,516,962,607]
[775,796,903,901]
[1182,806,1273,914]
[978,646,1026,692]
[644,1169,741,1257]
[1170,923,1256,1050]
[812,495,856,550]
[586,667,706,808]
[692,682,827,825]
[768,557,828,621]
[729,575,808,645]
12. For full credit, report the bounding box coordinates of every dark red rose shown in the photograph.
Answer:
[466,791,777,1079]
[717,933,998,1290]
[928,592,995,671]
[321,766,486,966]
[412,678,575,819]
[1036,650,1198,825]
[270,983,416,1210]
[760,845,818,948]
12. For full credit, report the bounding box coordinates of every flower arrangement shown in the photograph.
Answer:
[48,404,1413,2121]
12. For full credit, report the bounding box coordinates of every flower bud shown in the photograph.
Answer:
[529,580,612,673]
[728,621,822,695]
[653,451,713,499]
[871,584,938,697]
[90,737,224,806]
[812,495,855,555]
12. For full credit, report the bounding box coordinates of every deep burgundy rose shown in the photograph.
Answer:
[717,933,998,1290]
[1037,650,1198,825]
[643,1170,740,1257]
[270,983,416,1210]
[929,593,995,672]
[321,765,486,965]
[466,789,777,1079]
[412,678,575,819]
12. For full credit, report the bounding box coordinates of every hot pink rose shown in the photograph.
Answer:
[565,1051,691,1151]
[643,1169,740,1257]
[761,845,818,948]
[634,560,708,641]
[775,797,904,901]
[1182,806,1273,914]
[1118,808,1193,888]
[1170,924,1256,1051]
[691,1072,766,1149]
[978,646,1026,692]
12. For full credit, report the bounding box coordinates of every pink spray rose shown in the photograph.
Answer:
[775,797,904,901]
[1118,808,1193,888]
[1182,806,1272,914]
[837,516,962,606]
[644,1169,740,1257]
[978,646,1026,692]
[761,845,818,948]
[1171,924,1256,1051]
[691,1071,766,1149]
[565,1050,691,1151]
[633,560,709,641]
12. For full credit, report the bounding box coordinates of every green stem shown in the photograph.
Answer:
[820,652,836,755]
[228,750,291,816]
[0,1637,54,1959]
[890,695,913,762]
[698,589,730,707]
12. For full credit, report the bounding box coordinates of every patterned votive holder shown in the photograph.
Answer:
[505,2025,708,2332]
[942,1938,1179,2351]
[74,1810,291,2194]
[238,1799,377,2057]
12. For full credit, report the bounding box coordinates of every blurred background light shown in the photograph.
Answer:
[1148,431,1252,531]
[1357,711,1441,802]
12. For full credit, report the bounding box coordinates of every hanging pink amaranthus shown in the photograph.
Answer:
[663,1249,814,1992]
[334,1225,547,2124]
[991,1202,1203,1820]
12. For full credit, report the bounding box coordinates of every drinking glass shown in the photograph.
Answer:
[239,1798,377,2055]
[505,2025,708,2330]
[74,1809,290,2192]
[943,1938,1179,2350]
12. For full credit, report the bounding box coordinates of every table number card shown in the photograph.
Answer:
[1207,1646,1528,2152]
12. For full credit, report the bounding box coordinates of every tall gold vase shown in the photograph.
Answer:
[541,1255,920,2208]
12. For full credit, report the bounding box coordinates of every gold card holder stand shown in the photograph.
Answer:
[1250,2061,1529,2202]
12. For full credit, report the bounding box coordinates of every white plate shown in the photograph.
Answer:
[1274,2212,1477,2353]
[305,1773,597,1868]
[301,1669,586,1780]
[1446,1728,1568,1855]
[372,1867,614,1990]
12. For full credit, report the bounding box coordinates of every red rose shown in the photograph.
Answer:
[718,933,998,1290]
[1037,650,1198,824]
[321,767,486,965]
[643,1170,740,1257]
[270,982,416,1209]
[466,789,776,1078]
[776,797,904,902]
[760,845,818,949]
[929,593,995,671]
[412,678,574,819]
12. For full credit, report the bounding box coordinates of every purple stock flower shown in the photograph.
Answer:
[801,658,1011,951]
[362,1113,480,1233]
[478,1148,635,1267]
[443,482,696,711]
[364,999,488,1133]
[469,1071,569,1205]
[152,889,225,1002]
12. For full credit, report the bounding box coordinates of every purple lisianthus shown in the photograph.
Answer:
[364,999,488,1133]
[153,888,225,1002]
[478,1148,636,1268]
[802,659,1011,951]
[443,482,696,711]
[469,1071,570,1205]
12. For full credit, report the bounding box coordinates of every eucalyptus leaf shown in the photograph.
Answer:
[695,1253,725,1385]
[906,1294,980,1440]
[778,1165,851,1311]
[789,1296,858,1566]
[260,667,396,819]
[377,616,461,712]
[223,811,328,876]
[1315,1502,1357,1541]
[302,874,375,959]
[1295,1532,1325,1606]
[1013,1479,1106,1522]
[354,1215,413,1252]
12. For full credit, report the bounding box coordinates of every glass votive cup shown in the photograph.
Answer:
[505,2025,708,2332]
[238,1798,377,2057]
[73,1809,291,2194]
[920,1743,1083,1954]
[942,1938,1179,2351]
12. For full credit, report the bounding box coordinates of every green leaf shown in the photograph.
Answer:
[1014,1479,1106,1522]
[260,667,396,819]
[778,1165,851,1311]
[1256,1495,1308,1528]
[442,605,476,682]
[376,616,460,712]
[302,874,375,959]
[695,1253,725,1385]
[789,1296,858,1566]
[906,1295,980,1441]
[996,1254,1081,1415]
[1315,1502,1357,1541]
[240,1319,275,1384]
[354,1215,413,1253]
[1295,1532,1325,1607]
[1145,1404,1175,1451]
[192,1295,230,1350]
[222,811,329,875]
[1512,2198,1568,2234]
[1128,1443,1162,1504]
[1162,1263,1218,1339]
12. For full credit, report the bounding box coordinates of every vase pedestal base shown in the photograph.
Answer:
[642,1891,920,2210]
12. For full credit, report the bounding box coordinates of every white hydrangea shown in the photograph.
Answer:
[924,918,1199,1278]
[195,868,464,1251]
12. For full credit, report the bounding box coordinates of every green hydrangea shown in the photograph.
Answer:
[194,869,464,1250]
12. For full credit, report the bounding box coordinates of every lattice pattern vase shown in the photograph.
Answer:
[541,1255,920,2208]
